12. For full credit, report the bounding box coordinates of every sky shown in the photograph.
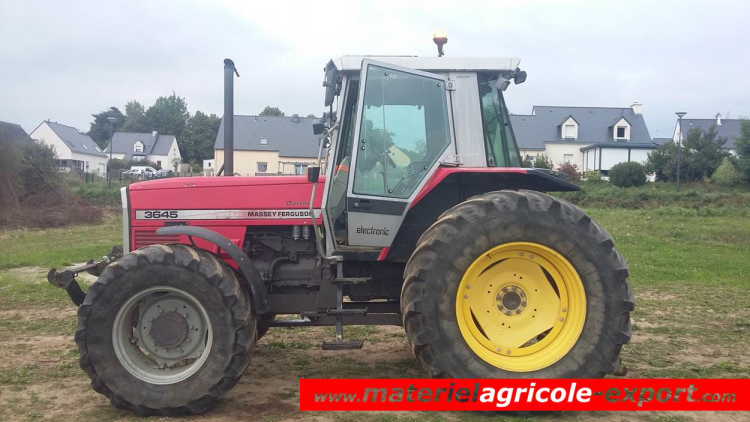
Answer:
[1,0,749,138]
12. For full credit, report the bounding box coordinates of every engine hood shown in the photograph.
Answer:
[129,176,314,191]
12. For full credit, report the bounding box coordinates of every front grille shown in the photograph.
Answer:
[133,229,181,248]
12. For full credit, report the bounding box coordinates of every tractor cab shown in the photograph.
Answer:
[318,56,528,252]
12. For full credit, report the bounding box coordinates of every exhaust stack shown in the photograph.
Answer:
[224,58,239,176]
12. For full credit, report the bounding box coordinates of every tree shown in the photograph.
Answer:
[144,94,189,138]
[683,126,727,181]
[88,107,125,149]
[609,162,646,187]
[646,127,728,182]
[181,111,221,163]
[735,120,750,182]
[711,157,742,186]
[121,100,149,132]
[259,106,284,117]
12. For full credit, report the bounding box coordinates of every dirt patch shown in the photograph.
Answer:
[0,335,73,370]
[0,307,75,321]
[4,266,48,283]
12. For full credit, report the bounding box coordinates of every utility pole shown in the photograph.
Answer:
[675,112,687,191]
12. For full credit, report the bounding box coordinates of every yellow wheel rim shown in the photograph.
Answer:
[455,242,586,372]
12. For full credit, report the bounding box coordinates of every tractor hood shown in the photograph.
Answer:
[129,176,315,191]
[127,176,325,226]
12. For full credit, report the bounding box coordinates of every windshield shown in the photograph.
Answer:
[478,73,521,167]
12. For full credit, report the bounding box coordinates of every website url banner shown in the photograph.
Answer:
[300,378,750,411]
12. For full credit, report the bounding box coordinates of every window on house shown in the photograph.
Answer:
[563,124,577,139]
[260,138,268,145]
[295,163,307,175]
[616,126,626,139]
[134,141,144,153]
[257,162,268,173]
[563,153,574,163]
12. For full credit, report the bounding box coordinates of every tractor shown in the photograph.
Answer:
[48,51,633,415]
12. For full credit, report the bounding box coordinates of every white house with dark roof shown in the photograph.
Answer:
[673,114,743,155]
[511,102,659,174]
[30,121,108,175]
[108,131,182,170]
[213,115,320,176]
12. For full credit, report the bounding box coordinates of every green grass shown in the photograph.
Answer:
[590,208,750,288]
[557,180,750,211]
[0,214,121,269]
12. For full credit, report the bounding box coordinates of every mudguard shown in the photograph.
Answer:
[156,225,270,314]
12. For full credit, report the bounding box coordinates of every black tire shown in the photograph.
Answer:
[76,244,255,416]
[401,190,633,378]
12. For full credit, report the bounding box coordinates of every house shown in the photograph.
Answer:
[214,115,320,176]
[673,114,744,154]
[29,121,108,175]
[0,120,30,144]
[203,159,216,176]
[108,131,182,170]
[511,102,659,174]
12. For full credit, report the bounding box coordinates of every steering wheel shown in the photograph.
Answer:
[388,160,429,196]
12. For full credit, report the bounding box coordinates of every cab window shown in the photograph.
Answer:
[353,65,451,199]
[478,73,521,167]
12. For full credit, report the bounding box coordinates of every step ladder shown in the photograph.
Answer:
[321,259,370,350]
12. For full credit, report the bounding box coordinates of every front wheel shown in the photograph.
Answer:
[76,244,255,416]
[401,190,633,378]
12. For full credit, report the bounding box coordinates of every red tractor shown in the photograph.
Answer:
[49,54,632,415]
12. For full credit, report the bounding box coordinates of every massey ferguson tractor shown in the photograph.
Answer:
[48,52,633,415]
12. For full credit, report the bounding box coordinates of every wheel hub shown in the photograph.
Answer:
[150,311,189,348]
[497,285,527,315]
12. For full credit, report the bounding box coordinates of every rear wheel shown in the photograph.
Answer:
[76,244,255,415]
[401,190,633,378]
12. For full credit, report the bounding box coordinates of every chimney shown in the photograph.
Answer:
[715,113,722,126]
[151,130,158,138]
[631,101,643,114]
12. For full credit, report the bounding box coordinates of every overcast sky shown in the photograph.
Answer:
[1,0,748,138]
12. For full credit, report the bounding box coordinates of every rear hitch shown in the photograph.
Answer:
[47,246,123,306]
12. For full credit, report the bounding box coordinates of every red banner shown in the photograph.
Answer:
[300,378,750,411]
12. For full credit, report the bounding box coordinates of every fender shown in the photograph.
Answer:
[157,225,270,314]
[385,167,580,262]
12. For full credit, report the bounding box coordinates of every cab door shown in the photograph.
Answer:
[343,59,455,247]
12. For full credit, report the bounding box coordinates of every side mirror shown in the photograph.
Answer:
[313,122,326,135]
[513,69,527,85]
[307,166,321,183]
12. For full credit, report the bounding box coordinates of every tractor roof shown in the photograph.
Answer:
[334,55,521,73]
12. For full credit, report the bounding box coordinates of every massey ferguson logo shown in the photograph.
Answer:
[356,226,390,236]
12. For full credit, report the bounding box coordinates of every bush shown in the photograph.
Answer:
[557,162,580,182]
[0,137,104,228]
[584,171,604,183]
[533,154,553,169]
[609,162,647,187]
[711,157,742,186]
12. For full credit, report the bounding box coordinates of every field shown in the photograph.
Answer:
[0,205,749,422]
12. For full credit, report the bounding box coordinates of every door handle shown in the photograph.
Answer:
[352,199,372,210]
